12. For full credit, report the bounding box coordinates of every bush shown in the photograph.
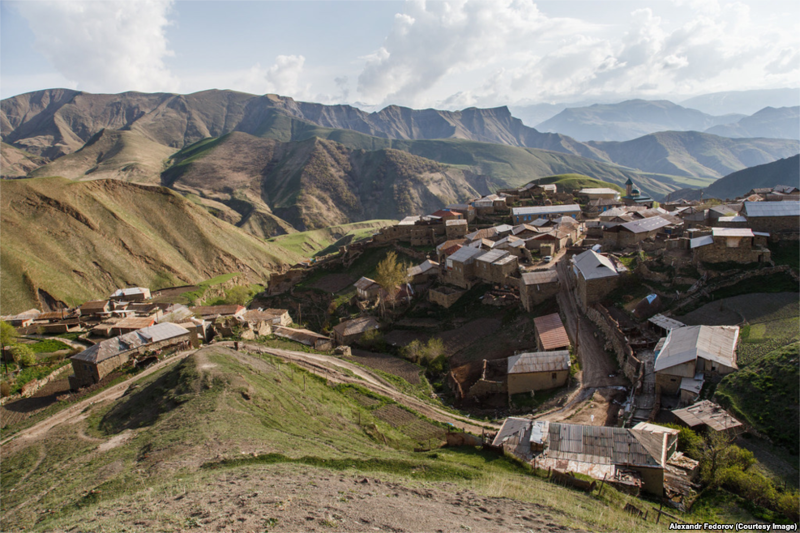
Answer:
[10,344,37,368]
[0,381,10,397]
[358,329,386,352]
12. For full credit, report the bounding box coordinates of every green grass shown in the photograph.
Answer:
[715,343,800,454]
[1,360,70,395]
[267,220,395,258]
[709,272,798,301]
[770,242,800,271]
[26,339,71,353]
[533,173,626,193]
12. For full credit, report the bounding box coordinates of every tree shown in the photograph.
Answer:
[224,285,254,306]
[0,321,17,348]
[375,252,408,315]
[10,344,37,368]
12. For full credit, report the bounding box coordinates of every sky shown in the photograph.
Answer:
[1,0,799,109]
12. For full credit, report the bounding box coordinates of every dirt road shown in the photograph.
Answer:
[0,349,197,448]
[224,342,499,435]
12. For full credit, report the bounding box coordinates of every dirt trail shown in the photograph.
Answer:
[0,350,197,448]
[226,342,500,435]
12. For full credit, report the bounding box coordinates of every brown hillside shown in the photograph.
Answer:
[0,178,298,313]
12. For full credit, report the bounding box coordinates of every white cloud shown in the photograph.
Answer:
[15,0,179,93]
[232,55,309,97]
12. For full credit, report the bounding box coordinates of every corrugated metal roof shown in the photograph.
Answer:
[476,249,509,264]
[513,204,581,216]
[491,417,531,447]
[648,314,685,331]
[445,219,467,226]
[572,250,620,280]
[579,188,620,196]
[546,423,658,467]
[690,235,713,248]
[654,325,739,372]
[521,270,559,286]
[717,216,747,222]
[355,277,380,291]
[408,260,439,277]
[447,246,486,264]
[273,326,328,345]
[712,227,754,238]
[111,287,150,297]
[744,201,800,217]
[72,323,189,364]
[112,316,156,330]
[508,350,570,374]
[398,215,421,226]
[534,313,570,350]
[680,375,704,394]
[189,305,245,317]
[620,216,671,234]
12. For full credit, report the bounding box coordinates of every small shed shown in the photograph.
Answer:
[533,313,570,351]
[332,317,380,346]
[354,277,382,301]
[671,400,744,435]
[507,350,570,394]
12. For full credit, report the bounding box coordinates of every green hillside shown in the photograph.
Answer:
[267,220,396,258]
[715,343,800,453]
[533,173,626,193]
[0,178,299,314]
[704,154,800,200]
[0,346,758,531]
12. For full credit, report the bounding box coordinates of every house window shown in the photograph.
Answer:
[551,372,557,380]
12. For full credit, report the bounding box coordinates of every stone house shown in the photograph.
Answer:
[429,286,466,308]
[526,228,572,252]
[354,277,382,301]
[110,287,151,302]
[512,204,581,224]
[584,198,624,218]
[507,350,570,395]
[533,313,570,351]
[492,419,678,496]
[79,300,111,318]
[654,326,738,397]
[430,209,464,221]
[443,246,486,289]
[110,316,157,336]
[69,323,191,389]
[409,217,446,246]
[445,219,468,239]
[602,216,673,249]
[742,201,800,240]
[435,239,466,262]
[332,317,380,346]
[474,249,518,284]
[407,260,439,284]
[690,228,771,264]
[519,270,560,311]
[446,203,476,222]
[571,250,623,308]
[189,305,246,319]
[273,326,332,351]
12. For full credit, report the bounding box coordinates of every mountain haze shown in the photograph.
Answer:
[535,99,742,142]
[703,154,800,200]
[705,107,800,141]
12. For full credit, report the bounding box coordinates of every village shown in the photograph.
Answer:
[1,176,798,518]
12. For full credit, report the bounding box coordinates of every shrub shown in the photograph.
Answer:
[10,344,37,368]
[0,381,10,397]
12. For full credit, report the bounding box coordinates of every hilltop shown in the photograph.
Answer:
[706,106,800,141]
[3,89,797,183]
[0,345,656,532]
[703,155,800,200]
[0,178,300,313]
[530,173,626,193]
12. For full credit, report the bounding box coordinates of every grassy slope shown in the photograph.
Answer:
[715,343,800,453]
[704,154,800,200]
[0,346,757,531]
[0,178,301,314]
[0,142,48,177]
[29,129,177,184]
[534,173,626,193]
[267,220,396,258]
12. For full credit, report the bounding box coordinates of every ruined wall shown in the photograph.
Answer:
[429,287,466,308]
[507,371,568,395]
[585,304,642,383]
[466,379,507,397]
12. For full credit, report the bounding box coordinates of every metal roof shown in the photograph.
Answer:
[620,216,671,234]
[332,317,380,337]
[494,224,514,234]
[654,325,739,372]
[680,375,704,395]
[273,326,329,345]
[408,260,438,277]
[398,215,421,226]
[512,204,581,216]
[672,400,743,432]
[534,313,570,350]
[648,314,685,331]
[578,188,620,196]
[717,216,747,223]
[111,287,150,297]
[546,423,659,467]
[445,219,467,226]
[189,305,245,317]
[744,201,800,217]
[712,227,754,238]
[521,270,559,286]
[355,277,380,291]
[491,417,532,447]
[72,323,189,364]
[572,250,620,280]
[447,246,486,264]
[476,249,509,264]
[508,350,570,374]
[112,316,156,330]
[690,235,713,249]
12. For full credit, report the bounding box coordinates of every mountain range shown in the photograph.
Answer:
[536,100,799,142]
[702,154,800,200]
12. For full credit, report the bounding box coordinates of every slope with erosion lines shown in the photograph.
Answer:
[165,133,486,231]
[4,89,796,184]
[0,178,300,314]
[704,154,800,200]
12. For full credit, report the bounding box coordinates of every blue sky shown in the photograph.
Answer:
[2,0,798,108]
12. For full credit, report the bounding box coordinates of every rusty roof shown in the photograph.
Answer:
[534,313,570,350]
[189,305,245,317]
[113,316,157,330]
[672,400,743,432]
[508,350,570,374]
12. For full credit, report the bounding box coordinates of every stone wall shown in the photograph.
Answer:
[0,364,71,406]
[466,378,507,398]
[520,280,560,312]
[429,286,466,308]
[693,240,770,264]
[585,304,642,383]
[747,215,800,240]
